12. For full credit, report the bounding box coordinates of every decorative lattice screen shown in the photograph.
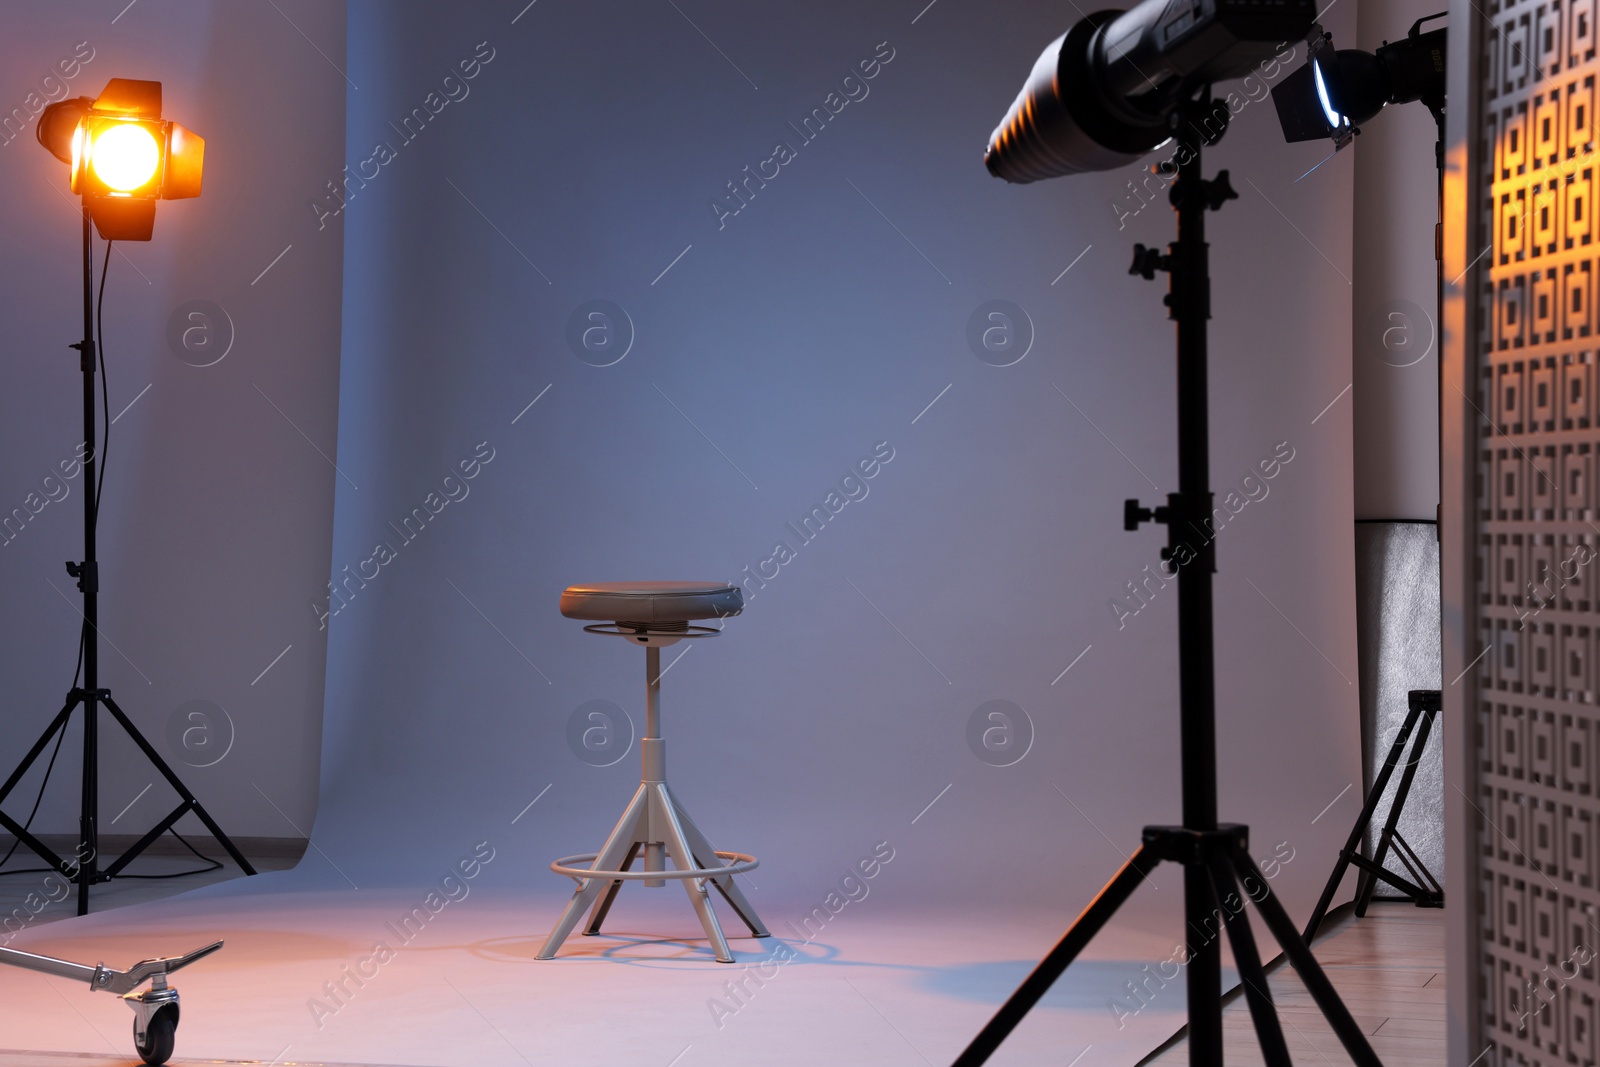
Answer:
[1479,1,1600,1060]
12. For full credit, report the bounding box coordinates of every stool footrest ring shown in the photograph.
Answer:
[551,850,758,883]
[582,623,722,639]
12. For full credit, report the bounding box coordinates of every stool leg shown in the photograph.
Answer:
[654,783,735,963]
[585,842,641,936]
[537,784,649,960]
[667,784,769,937]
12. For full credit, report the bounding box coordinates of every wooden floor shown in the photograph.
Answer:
[1144,906,1445,1066]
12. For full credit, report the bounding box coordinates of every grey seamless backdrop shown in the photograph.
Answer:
[0,0,1369,951]
[297,0,1367,932]
[0,1,345,840]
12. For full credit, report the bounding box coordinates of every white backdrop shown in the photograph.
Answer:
[293,0,1367,937]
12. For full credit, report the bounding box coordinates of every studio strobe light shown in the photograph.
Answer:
[984,0,1316,182]
[953,3,1395,1066]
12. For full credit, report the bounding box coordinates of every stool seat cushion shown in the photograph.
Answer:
[560,581,742,624]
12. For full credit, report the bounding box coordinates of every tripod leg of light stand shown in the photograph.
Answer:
[1232,848,1383,1067]
[951,844,1160,1067]
[97,695,257,877]
[1355,702,1436,917]
[0,810,71,877]
[1346,851,1437,898]
[0,695,79,810]
[0,696,80,877]
[1302,700,1425,942]
[1352,833,1444,909]
[1205,854,1291,1067]
[1383,831,1443,898]
[100,804,191,880]
[1183,864,1225,1066]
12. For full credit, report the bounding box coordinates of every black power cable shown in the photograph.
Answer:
[0,731,67,878]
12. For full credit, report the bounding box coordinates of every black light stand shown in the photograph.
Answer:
[0,206,255,916]
[1300,17,1449,943]
[1302,690,1444,943]
[951,101,1383,1067]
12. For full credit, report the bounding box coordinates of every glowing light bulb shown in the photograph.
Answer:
[91,123,160,192]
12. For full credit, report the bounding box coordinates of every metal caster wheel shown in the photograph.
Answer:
[0,939,220,1067]
[135,1004,178,1065]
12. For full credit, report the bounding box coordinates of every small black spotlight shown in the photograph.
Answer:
[984,0,1316,183]
[1272,14,1446,150]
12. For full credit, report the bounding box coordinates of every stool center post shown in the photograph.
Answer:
[643,645,665,784]
[645,646,661,740]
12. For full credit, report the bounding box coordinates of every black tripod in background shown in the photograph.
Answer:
[1303,689,1444,942]
[951,100,1382,1067]
[0,207,255,916]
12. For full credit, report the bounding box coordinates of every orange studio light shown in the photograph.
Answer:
[38,78,204,241]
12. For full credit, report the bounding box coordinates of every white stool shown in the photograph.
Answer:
[537,582,769,963]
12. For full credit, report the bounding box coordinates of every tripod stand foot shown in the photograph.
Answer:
[0,690,257,916]
[951,843,1161,1067]
[1306,690,1442,941]
[951,826,1385,1067]
[1206,853,1291,1067]
[1233,848,1384,1067]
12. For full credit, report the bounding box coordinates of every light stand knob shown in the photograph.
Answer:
[1129,244,1169,279]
